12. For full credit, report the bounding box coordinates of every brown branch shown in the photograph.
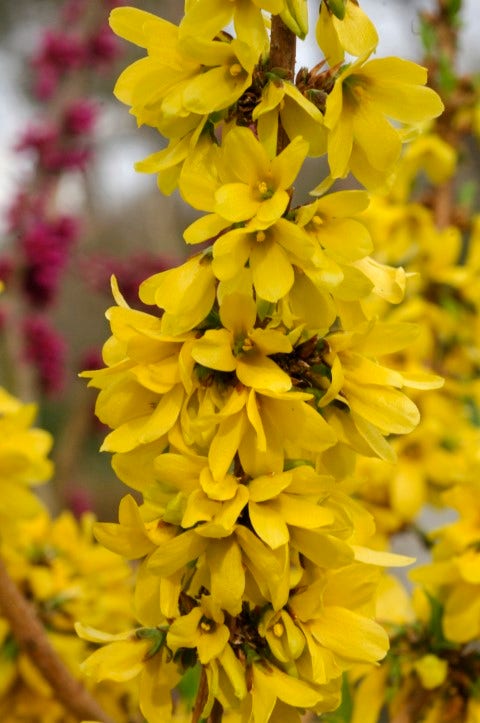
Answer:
[269,15,297,153]
[192,665,209,723]
[0,555,115,723]
[433,178,454,230]
[423,0,461,231]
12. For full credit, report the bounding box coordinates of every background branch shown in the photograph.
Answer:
[0,555,115,723]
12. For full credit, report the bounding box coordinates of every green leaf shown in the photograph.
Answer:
[438,53,457,95]
[177,662,202,707]
[419,17,437,54]
[425,591,457,651]
[457,180,477,210]
[465,398,480,428]
[323,673,353,722]
[446,0,462,22]
[1,635,19,661]
[325,0,346,21]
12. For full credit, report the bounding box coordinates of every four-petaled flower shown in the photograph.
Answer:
[191,292,293,392]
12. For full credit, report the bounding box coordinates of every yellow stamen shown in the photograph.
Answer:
[200,620,212,632]
[273,623,284,637]
[230,63,242,77]
[242,338,254,352]
[257,181,269,195]
[256,231,266,243]
[312,215,323,226]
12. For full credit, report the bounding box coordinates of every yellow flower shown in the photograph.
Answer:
[135,120,210,195]
[110,8,255,134]
[320,320,443,459]
[182,126,309,240]
[391,133,457,201]
[0,389,53,524]
[139,252,216,335]
[179,0,283,57]
[177,36,256,116]
[77,624,180,723]
[316,0,378,66]
[289,567,389,683]
[237,387,337,477]
[191,292,293,392]
[92,494,169,559]
[167,595,230,664]
[110,8,201,134]
[296,190,373,265]
[247,661,332,719]
[294,189,376,301]
[212,218,316,302]
[324,55,444,188]
[413,654,448,690]
[259,608,306,665]
[247,466,334,549]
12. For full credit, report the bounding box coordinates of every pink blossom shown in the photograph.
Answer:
[87,26,121,66]
[23,314,66,395]
[22,216,79,305]
[63,100,98,135]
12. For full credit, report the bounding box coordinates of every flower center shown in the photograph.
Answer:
[241,337,254,352]
[273,622,284,637]
[343,74,370,106]
[229,63,243,77]
[256,231,266,243]
[200,617,214,632]
[257,180,274,199]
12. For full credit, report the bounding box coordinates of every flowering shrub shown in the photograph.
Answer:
[75,2,446,721]
[3,1,480,722]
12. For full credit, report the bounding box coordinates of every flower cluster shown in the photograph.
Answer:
[0,510,136,723]
[0,388,53,528]
[77,2,444,721]
[336,3,480,719]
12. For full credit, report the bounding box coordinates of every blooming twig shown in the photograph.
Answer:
[0,555,115,723]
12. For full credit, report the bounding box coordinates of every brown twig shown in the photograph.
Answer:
[269,15,297,153]
[0,555,115,723]
[422,0,461,232]
[192,666,209,723]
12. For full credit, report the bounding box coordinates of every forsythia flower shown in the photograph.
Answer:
[316,0,378,66]
[182,126,309,241]
[191,293,293,391]
[110,8,256,132]
[324,56,444,188]
[179,0,283,57]
[0,388,53,524]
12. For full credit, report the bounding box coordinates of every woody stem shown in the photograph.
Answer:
[269,14,297,153]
